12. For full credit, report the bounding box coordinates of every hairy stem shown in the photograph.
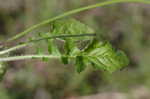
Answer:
[7,0,150,42]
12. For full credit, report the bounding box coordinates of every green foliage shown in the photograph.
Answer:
[81,40,129,73]
[42,18,129,73]
[75,56,86,73]
[51,18,94,36]
[3,0,149,75]
[49,18,95,65]
[33,18,129,73]
[0,18,129,76]
[47,39,61,56]
[0,0,150,98]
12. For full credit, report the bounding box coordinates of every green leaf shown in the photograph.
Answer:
[37,32,61,56]
[64,39,74,55]
[51,18,94,34]
[47,39,61,56]
[50,18,94,64]
[82,39,129,73]
[33,19,128,73]
[51,18,95,40]
[50,19,128,73]
[36,47,49,61]
[75,56,86,73]
[61,40,78,65]
[61,55,69,65]
[50,18,95,53]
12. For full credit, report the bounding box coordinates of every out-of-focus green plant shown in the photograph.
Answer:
[0,62,7,80]
[0,86,10,99]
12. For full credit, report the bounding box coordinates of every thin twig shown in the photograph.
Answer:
[0,44,27,55]
[27,33,96,43]
[7,0,150,42]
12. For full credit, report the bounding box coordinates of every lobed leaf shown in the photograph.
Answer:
[81,40,129,73]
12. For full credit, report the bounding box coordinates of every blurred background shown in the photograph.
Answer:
[0,0,150,99]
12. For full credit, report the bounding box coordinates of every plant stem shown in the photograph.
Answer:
[27,33,96,43]
[0,55,59,62]
[7,0,150,42]
[0,43,28,55]
[0,33,95,55]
